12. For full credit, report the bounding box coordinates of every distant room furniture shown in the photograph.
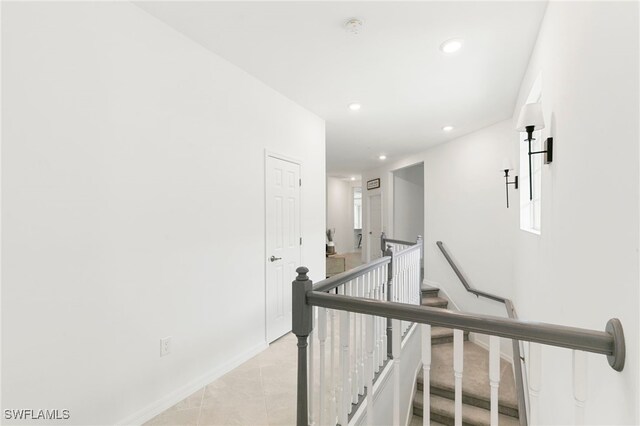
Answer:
[326,253,346,278]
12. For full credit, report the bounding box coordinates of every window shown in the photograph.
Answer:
[520,74,542,234]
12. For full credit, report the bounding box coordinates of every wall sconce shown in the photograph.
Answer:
[516,102,553,200]
[501,158,518,208]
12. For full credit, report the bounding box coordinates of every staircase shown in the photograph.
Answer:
[410,285,520,426]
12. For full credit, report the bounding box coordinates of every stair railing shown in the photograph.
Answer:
[295,235,422,426]
[293,248,625,426]
[436,240,529,425]
[381,233,424,343]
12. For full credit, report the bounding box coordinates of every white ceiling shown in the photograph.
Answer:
[136,1,547,176]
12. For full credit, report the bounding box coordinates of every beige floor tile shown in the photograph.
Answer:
[144,407,200,426]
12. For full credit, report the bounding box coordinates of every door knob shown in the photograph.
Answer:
[270,255,282,262]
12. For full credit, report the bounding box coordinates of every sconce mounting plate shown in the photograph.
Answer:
[544,137,553,164]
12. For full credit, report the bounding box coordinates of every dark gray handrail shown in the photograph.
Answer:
[306,291,625,365]
[437,240,528,425]
[436,241,506,303]
[315,256,390,293]
[384,238,416,246]
[292,264,626,426]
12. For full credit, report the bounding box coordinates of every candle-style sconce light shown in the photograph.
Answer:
[501,158,518,208]
[515,102,553,200]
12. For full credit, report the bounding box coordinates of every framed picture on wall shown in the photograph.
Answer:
[366,178,380,190]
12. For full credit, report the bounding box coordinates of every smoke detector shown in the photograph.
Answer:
[344,18,363,36]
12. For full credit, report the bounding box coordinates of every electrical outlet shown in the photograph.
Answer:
[160,337,171,357]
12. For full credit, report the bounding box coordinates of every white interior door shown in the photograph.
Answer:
[265,155,301,343]
[368,193,382,261]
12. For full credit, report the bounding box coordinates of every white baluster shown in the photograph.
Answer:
[422,324,431,426]
[371,270,378,371]
[318,308,327,426]
[382,264,388,362]
[350,280,358,405]
[528,342,541,425]
[329,307,337,424]
[489,335,500,426]
[573,350,587,425]
[359,276,365,395]
[366,313,375,426]
[379,265,386,366]
[340,307,351,423]
[309,307,315,426]
[453,329,464,426]
[392,319,402,426]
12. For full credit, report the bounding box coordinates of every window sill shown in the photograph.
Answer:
[520,227,541,236]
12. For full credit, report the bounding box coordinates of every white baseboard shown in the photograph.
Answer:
[116,341,268,426]
[423,279,461,312]
[405,355,422,426]
[468,333,514,365]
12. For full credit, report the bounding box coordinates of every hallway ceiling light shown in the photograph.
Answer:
[378,155,387,160]
[440,38,464,54]
[350,177,356,181]
[349,103,361,111]
[344,18,363,36]
[442,125,454,132]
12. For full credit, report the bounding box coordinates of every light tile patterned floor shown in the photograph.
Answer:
[145,333,298,426]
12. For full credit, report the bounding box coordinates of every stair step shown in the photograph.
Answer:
[421,296,449,308]
[417,341,519,416]
[421,284,440,298]
[430,327,470,345]
[413,391,520,426]
[409,414,446,426]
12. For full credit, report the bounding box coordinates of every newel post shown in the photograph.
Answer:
[385,245,394,358]
[380,232,387,256]
[293,267,314,426]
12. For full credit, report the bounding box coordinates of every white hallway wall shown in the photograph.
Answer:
[512,2,639,424]
[326,177,353,254]
[362,1,639,423]
[1,2,325,425]
[393,164,424,243]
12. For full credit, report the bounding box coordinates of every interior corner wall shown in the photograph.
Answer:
[511,2,639,424]
[326,177,353,254]
[1,2,325,425]
[392,164,424,243]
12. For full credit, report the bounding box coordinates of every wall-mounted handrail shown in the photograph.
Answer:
[436,241,506,303]
[437,240,528,425]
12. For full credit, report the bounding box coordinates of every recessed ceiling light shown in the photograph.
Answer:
[344,18,363,36]
[440,38,463,54]
[349,103,361,111]
[442,125,454,132]
[379,155,387,160]
[350,177,356,181]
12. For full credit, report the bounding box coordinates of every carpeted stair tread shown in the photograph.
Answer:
[409,414,446,426]
[421,296,449,308]
[417,341,518,412]
[421,284,440,298]
[413,392,519,426]
[431,327,470,345]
